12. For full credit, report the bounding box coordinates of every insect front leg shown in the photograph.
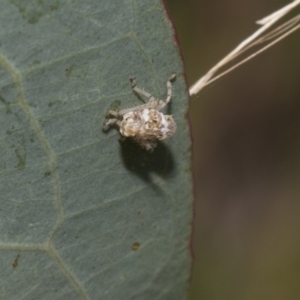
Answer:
[165,72,176,105]
[106,110,122,118]
[130,77,156,102]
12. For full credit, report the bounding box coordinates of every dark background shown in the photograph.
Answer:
[165,1,300,299]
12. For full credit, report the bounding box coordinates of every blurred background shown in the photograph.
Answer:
[164,1,300,299]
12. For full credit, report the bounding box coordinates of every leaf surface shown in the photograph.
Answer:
[0,0,193,299]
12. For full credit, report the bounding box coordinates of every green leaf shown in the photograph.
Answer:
[0,0,193,299]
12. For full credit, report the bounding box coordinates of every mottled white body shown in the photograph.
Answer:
[103,73,176,151]
[120,108,176,150]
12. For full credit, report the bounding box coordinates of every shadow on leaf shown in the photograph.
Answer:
[120,138,175,182]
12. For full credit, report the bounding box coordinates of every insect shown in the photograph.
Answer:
[103,73,177,151]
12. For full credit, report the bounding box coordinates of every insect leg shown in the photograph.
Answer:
[103,118,121,130]
[130,77,156,102]
[165,72,176,104]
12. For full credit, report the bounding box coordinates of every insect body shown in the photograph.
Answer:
[103,73,176,151]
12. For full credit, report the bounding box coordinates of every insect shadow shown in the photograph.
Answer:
[119,138,175,182]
